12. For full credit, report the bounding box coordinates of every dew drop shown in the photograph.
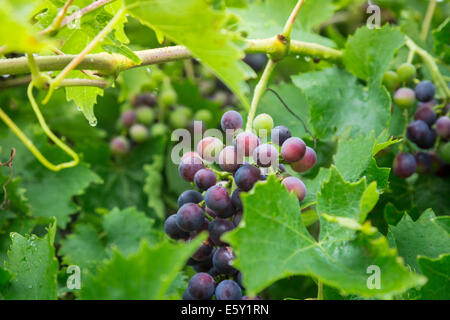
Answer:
[89,119,98,127]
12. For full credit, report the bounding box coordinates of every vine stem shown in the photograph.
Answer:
[245,60,277,131]
[282,0,305,38]
[317,280,323,300]
[60,0,115,29]
[40,0,74,36]
[43,7,125,103]
[420,0,437,42]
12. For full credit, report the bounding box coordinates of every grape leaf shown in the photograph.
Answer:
[433,18,450,64]
[292,67,391,140]
[225,169,425,298]
[4,220,58,300]
[124,0,252,108]
[417,254,450,300]
[388,209,450,273]
[80,236,205,299]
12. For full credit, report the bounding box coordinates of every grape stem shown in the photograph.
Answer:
[39,0,75,36]
[317,280,323,300]
[420,0,437,42]
[282,0,305,39]
[60,0,116,29]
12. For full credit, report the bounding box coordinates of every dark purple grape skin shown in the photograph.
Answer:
[187,273,215,300]
[110,136,130,156]
[164,214,190,240]
[290,146,317,172]
[194,169,217,191]
[192,242,214,262]
[407,120,435,149]
[393,153,416,178]
[418,100,437,109]
[243,53,268,72]
[213,246,237,275]
[281,137,306,163]
[219,146,241,173]
[221,110,243,132]
[215,280,242,300]
[415,152,432,174]
[177,190,204,208]
[192,255,214,273]
[233,211,243,227]
[208,218,235,246]
[176,203,205,232]
[178,156,205,182]
[132,92,157,107]
[231,189,243,211]
[120,109,136,127]
[436,116,450,140]
[204,185,232,214]
[182,289,195,300]
[415,80,435,102]
[208,266,221,278]
[414,106,437,126]
[235,271,245,290]
[234,164,261,191]
[271,125,292,145]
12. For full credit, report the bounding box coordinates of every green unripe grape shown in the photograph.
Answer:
[136,107,156,125]
[394,88,416,109]
[151,67,165,83]
[169,106,192,128]
[253,113,274,137]
[440,142,450,164]
[194,109,213,124]
[199,80,216,96]
[151,123,169,137]
[397,63,416,84]
[160,87,177,107]
[130,124,149,143]
[382,71,400,91]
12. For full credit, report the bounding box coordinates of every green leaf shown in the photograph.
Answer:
[124,0,251,108]
[4,220,58,300]
[80,236,205,299]
[388,209,450,273]
[144,155,165,220]
[343,26,405,82]
[225,171,424,298]
[417,254,450,300]
[433,18,450,64]
[292,67,391,140]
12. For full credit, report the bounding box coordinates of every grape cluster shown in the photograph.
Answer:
[164,110,317,300]
[383,64,450,179]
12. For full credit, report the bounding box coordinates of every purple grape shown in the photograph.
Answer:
[290,147,317,172]
[231,189,243,211]
[271,125,292,145]
[221,110,243,133]
[233,211,243,227]
[282,177,306,202]
[208,218,234,246]
[215,280,242,300]
[243,53,268,72]
[393,153,416,178]
[253,143,278,167]
[415,80,435,102]
[110,136,130,156]
[178,156,205,182]
[415,152,432,174]
[132,92,157,107]
[418,100,437,109]
[278,164,287,173]
[219,146,242,173]
[407,120,436,149]
[187,273,215,300]
[436,116,450,140]
[235,271,245,289]
[234,132,260,157]
[208,266,221,278]
[176,203,204,232]
[197,137,223,162]
[192,242,214,262]
[182,289,194,300]
[177,190,203,208]
[281,137,306,163]
[204,185,231,215]
[164,214,190,240]
[414,106,437,126]
[234,164,261,191]
[192,255,214,273]
[194,169,217,191]
[120,109,137,127]
[213,246,237,275]
[394,88,415,109]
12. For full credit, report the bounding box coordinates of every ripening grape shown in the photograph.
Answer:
[178,155,205,182]
[234,132,260,157]
[396,63,416,83]
[253,113,274,137]
[219,146,242,173]
[177,190,204,208]
[197,137,224,162]
[120,109,137,128]
[253,143,278,167]
[204,185,232,215]
[213,246,237,275]
[187,273,215,300]
[281,137,306,163]
[110,136,130,156]
[181,151,201,161]
[208,218,235,246]
[382,70,400,91]
[436,116,450,140]
[194,169,217,191]
[415,81,435,102]
[136,107,155,125]
[164,214,190,240]
[414,106,437,126]
[281,176,306,202]
[418,100,437,109]
[234,164,261,191]
[129,124,149,143]
[176,203,205,232]
[271,125,292,145]
[215,280,242,300]
[394,88,415,109]
[393,153,416,178]
[221,110,243,133]
[415,152,432,174]
[290,146,317,172]
[132,92,157,107]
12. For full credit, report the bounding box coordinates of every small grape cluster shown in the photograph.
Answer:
[383,63,450,179]
[164,110,317,300]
